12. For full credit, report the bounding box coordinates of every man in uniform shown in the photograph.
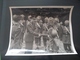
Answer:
[24,15,41,50]
[42,17,49,50]
[62,20,72,52]
[33,16,44,50]
[11,15,25,49]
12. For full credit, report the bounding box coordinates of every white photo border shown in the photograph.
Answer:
[5,6,77,56]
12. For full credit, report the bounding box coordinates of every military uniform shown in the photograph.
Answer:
[11,20,24,49]
[24,20,39,50]
[62,26,71,52]
[34,22,44,50]
[42,23,49,50]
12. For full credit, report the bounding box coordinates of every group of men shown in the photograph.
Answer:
[11,14,72,53]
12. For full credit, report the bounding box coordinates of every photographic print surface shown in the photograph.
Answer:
[6,6,77,56]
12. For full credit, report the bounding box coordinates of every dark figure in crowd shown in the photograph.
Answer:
[34,16,44,49]
[62,20,72,52]
[24,15,41,50]
[58,22,64,41]
[54,18,64,41]
[42,17,49,50]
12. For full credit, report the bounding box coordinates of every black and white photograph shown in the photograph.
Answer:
[5,6,77,56]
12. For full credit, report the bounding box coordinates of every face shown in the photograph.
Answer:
[60,22,63,25]
[13,14,18,20]
[36,16,41,20]
[28,15,32,21]
[19,20,25,24]
[54,18,59,24]
[30,17,37,24]
[20,15,25,20]
[35,16,41,23]
[32,17,36,21]
[48,17,54,26]
[44,17,49,23]
[65,20,69,26]
[39,20,43,25]
[13,15,21,22]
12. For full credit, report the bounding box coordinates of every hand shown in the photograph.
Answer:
[40,34,48,36]
[38,34,41,37]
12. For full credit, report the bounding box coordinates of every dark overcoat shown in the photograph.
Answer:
[62,26,70,44]
[24,21,39,49]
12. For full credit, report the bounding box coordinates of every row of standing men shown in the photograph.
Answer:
[11,14,72,53]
